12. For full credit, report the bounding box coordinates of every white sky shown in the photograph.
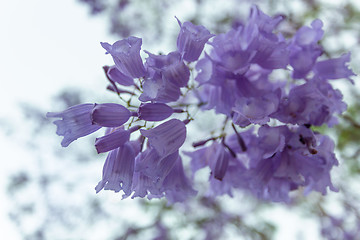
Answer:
[0,0,113,238]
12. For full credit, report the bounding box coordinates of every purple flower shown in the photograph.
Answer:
[248,5,284,33]
[135,148,179,185]
[91,103,131,127]
[131,153,196,203]
[139,73,181,103]
[295,135,339,195]
[289,19,324,79]
[47,104,101,147]
[101,36,147,78]
[213,144,230,181]
[106,65,134,86]
[95,128,130,153]
[257,125,286,159]
[314,52,355,83]
[208,29,253,75]
[176,17,214,62]
[273,79,347,126]
[140,119,186,156]
[137,103,174,121]
[294,19,324,46]
[95,142,137,198]
[186,142,248,197]
[145,51,190,87]
[161,156,197,203]
[232,90,281,127]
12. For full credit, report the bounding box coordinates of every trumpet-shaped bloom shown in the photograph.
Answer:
[106,65,134,86]
[47,104,101,147]
[140,119,186,156]
[95,128,130,153]
[101,36,147,78]
[176,18,214,62]
[95,142,137,198]
[314,52,355,83]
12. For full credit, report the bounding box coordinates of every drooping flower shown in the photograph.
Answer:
[101,36,147,78]
[106,65,134,86]
[135,148,179,186]
[95,128,130,153]
[314,52,355,83]
[95,141,138,198]
[140,119,186,156]
[176,17,214,62]
[46,104,101,147]
[160,155,197,203]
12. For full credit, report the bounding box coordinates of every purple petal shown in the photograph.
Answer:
[47,104,101,147]
[91,103,131,127]
[140,119,186,156]
[101,37,147,78]
[95,142,136,197]
[213,146,230,181]
[161,156,197,203]
[139,74,181,103]
[136,148,179,185]
[176,18,214,62]
[95,128,130,153]
[314,53,355,83]
[107,65,134,86]
[145,51,190,87]
[138,103,174,121]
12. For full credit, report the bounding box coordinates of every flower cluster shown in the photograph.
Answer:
[47,5,355,203]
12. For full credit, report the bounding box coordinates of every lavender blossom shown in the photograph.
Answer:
[95,141,137,198]
[145,51,190,87]
[176,18,214,62]
[289,19,324,79]
[47,104,101,147]
[139,73,182,103]
[314,52,355,83]
[140,119,186,156]
[137,103,174,121]
[106,65,134,86]
[91,103,131,127]
[101,36,147,78]
[95,128,130,153]
[47,5,356,205]
[161,156,197,203]
[135,148,179,186]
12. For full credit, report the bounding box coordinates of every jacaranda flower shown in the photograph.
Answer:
[101,36,147,78]
[176,17,214,62]
[48,5,355,204]
[47,104,101,147]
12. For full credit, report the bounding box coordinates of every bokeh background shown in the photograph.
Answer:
[1,0,360,239]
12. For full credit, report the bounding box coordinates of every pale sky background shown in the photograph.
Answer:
[0,0,357,239]
[0,0,112,238]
